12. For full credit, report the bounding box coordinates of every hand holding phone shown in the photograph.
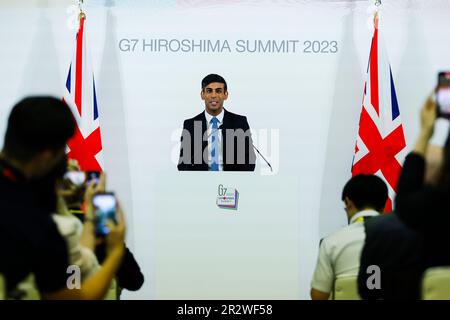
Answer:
[105,201,126,255]
[86,171,101,186]
[63,171,86,187]
[92,192,117,236]
[436,72,450,119]
[63,171,101,187]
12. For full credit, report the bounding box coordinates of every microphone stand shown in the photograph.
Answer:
[182,125,273,172]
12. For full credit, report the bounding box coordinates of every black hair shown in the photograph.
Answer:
[3,96,76,162]
[201,74,227,92]
[341,174,388,212]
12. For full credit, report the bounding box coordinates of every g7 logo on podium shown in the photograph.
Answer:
[216,184,239,210]
[218,184,227,196]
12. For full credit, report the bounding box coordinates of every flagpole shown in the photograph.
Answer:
[373,0,381,29]
[78,0,86,20]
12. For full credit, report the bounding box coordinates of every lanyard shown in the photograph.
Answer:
[352,216,374,224]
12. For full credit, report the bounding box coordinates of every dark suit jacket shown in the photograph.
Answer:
[357,212,424,300]
[177,109,256,171]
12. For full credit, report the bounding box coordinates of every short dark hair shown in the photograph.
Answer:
[341,174,388,212]
[201,74,227,92]
[3,96,76,162]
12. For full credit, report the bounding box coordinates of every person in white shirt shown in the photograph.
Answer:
[310,174,388,300]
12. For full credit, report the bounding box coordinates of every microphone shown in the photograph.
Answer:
[216,124,273,171]
[182,124,273,172]
[217,124,273,172]
[220,124,272,171]
[252,143,273,172]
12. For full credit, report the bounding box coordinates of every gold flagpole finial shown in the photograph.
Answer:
[78,0,86,20]
[373,0,381,29]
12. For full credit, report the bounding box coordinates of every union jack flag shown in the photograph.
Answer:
[64,15,103,171]
[352,15,407,212]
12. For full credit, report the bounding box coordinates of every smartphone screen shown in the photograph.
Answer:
[63,171,86,186]
[86,171,101,186]
[92,192,117,236]
[437,72,450,119]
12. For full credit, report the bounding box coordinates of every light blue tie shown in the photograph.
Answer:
[210,117,219,171]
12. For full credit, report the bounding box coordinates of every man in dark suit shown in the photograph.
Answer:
[177,74,256,171]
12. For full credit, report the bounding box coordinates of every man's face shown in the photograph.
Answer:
[201,82,228,116]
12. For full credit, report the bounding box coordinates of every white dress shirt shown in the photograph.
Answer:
[311,209,380,294]
[204,110,224,171]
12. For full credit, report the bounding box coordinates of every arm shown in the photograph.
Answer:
[395,95,437,229]
[80,173,106,250]
[412,94,436,157]
[41,246,124,300]
[41,201,126,300]
[177,120,191,171]
[79,219,96,251]
[396,154,426,202]
[311,288,330,300]
[397,95,436,198]
[310,240,333,300]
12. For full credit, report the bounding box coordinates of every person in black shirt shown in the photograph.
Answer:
[395,95,450,269]
[357,212,424,300]
[0,158,70,295]
[0,97,126,299]
[359,94,450,299]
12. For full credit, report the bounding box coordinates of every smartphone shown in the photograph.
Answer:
[63,171,86,186]
[92,192,117,236]
[86,171,101,186]
[436,72,450,119]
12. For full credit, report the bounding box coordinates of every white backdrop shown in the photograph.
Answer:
[1,0,450,299]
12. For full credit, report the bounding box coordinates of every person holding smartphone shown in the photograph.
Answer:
[49,172,128,300]
[53,172,107,282]
[0,97,126,300]
[394,93,450,295]
[57,166,144,297]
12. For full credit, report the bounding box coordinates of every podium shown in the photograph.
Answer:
[153,173,300,299]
